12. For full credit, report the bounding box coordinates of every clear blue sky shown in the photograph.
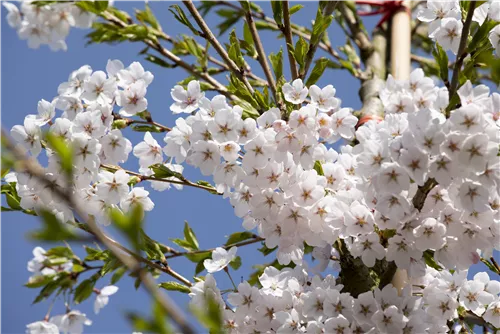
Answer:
[1,2,497,333]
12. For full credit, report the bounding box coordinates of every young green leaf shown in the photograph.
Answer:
[271,1,283,26]
[432,43,449,82]
[183,221,199,250]
[45,132,73,176]
[74,278,96,304]
[229,256,242,270]
[226,231,255,245]
[94,0,109,12]
[269,48,284,80]
[295,37,308,68]
[158,281,191,294]
[305,58,330,86]
[169,5,200,36]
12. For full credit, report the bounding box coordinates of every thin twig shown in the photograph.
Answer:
[241,2,280,107]
[101,11,238,103]
[2,130,196,334]
[282,1,299,80]
[100,164,222,195]
[448,1,477,117]
[182,0,255,95]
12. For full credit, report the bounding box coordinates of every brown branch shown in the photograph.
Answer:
[100,11,238,103]
[241,2,280,106]
[282,1,299,80]
[448,1,478,116]
[100,164,222,195]
[2,130,195,334]
[182,0,255,95]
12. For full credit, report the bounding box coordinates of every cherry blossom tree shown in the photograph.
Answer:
[2,1,500,333]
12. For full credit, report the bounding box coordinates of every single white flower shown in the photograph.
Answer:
[94,285,119,314]
[204,246,237,273]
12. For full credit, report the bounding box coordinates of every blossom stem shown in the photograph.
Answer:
[447,1,478,117]
[224,267,238,291]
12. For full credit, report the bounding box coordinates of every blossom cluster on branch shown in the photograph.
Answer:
[3,1,97,51]
[7,58,500,333]
[190,266,500,333]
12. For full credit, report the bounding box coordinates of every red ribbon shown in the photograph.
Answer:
[355,0,409,28]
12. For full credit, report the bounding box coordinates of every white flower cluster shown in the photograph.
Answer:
[7,58,500,334]
[189,267,500,333]
[417,0,500,55]
[162,69,500,274]
[3,1,97,51]
[25,247,118,334]
[9,59,157,226]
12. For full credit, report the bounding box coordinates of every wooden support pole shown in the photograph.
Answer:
[390,1,411,295]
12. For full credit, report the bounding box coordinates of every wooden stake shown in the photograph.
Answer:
[390,1,410,295]
[390,3,411,80]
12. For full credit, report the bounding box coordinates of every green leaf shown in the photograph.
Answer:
[169,5,200,36]
[305,58,330,86]
[183,221,199,250]
[136,3,160,30]
[170,238,197,251]
[84,247,110,261]
[145,55,175,68]
[6,193,22,210]
[469,19,500,53]
[94,0,109,12]
[74,279,96,304]
[111,266,128,284]
[268,48,283,80]
[228,74,260,110]
[195,261,205,275]
[25,275,56,288]
[423,250,443,271]
[228,30,245,68]
[229,256,242,270]
[158,281,191,294]
[185,251,211,263]
[313,161,324,176]
[226,231,254,245]
[310,8,333,45]
[295,37,308,68]
[109,205,144,251]
[271,1,283,26]
[150,163,185,181]
[45,246,74,259]
[45,132,73,176]
[30,210,78,241]
[258,244,277,256]
[432,43,449,83]
[289,4,304,15]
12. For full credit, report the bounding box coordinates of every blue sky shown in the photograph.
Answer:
[1,2,498,333]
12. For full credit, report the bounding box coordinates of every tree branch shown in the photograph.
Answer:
[101,10,238,103]
[241,2,280,107]
[282,1,299,80]
[448,1,477,116]
[182,0,255,95]
[2,129,196,334]
[100,164,222,195]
